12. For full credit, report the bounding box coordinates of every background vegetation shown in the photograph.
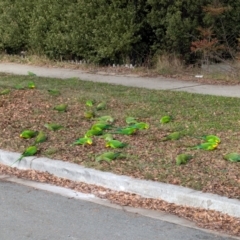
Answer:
[0,0,239,66]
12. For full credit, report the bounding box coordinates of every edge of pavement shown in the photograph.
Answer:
[0,149,239,219]
[0,62,240,97]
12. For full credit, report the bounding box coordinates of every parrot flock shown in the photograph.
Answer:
[0,75,239,166]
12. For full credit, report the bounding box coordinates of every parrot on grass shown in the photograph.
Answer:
[112,127,137,135]
[53,104,68,112]
[44,123,63,131]
[20,130,38,139]
[125,116,138,125]
[28,81,35,89]
[85,128,103,137]
[96,102,106,111]
[101,133,114,141]
[0,89,10,95]
[105,139,128,149]
[11,146,37,166]
[84,111,95,119]
[86,100,95,107]
[130,122,149,130]
[200,135,221,144]
[162,132,181,141]
[190,142,218,150]
[14,84,25,90]
[91,122,112,130]
[34,131,47,144]
[223,153,240,162]
[72,137,93,146]
[97,115,114,124]
[160,115,172,124]
[96,151,121,163]
[48,89,61,96]
[176,154,193,165]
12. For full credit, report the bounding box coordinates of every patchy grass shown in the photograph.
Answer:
[0,73,240,199]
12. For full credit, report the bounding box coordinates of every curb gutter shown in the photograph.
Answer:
[0,149,239,218]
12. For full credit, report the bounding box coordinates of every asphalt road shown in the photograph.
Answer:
[0,178,236,240]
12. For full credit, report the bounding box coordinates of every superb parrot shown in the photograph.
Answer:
[191,142,218,150]
[20,130,38,139]
[96,102,106,111]
[160,115,172,124]
[162,132,181,141]
[44,123,63,131]
[176,154,193,165]
[125,117,138,125]
[28,81,35,89]
[112,127,137,135]
[11,146,37,166]
[97,115,114,124]
[223,153,240,162]
[72,137,93,145]
[96,151,121,163]
[201,135,221,144]
[34,131,47,144]
[105,139,128,148]
[53,104,68,112]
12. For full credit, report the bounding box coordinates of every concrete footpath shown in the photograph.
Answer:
[0,63,239,219]
[0,62,239,97]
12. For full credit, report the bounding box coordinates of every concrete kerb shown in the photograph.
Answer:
[0,149,239,218]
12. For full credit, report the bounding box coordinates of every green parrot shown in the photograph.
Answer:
[20,130,38,139]
[44,123,63,131]
[97,115,114,124]
[28,81,35,89]
[14,84,25,90]
[112,127,137,135]
[34,131,47,144]
[101,133,114,141]
[191,142,218,150]
[96,102,106,111]
[53,104,68,112]
[160,115,172,124]
[125,117,138,125]
[96,151,121,163]
[85,128,103,137]
[176,154,193,165]
[11,146,38,166]
[86,100,95,107]
[106,139,128,149]
[223,153,240,162]
[201,135,221,144]
[48,89,61,96]
[0,89,10,95]
[72,137,93,145]
[162,132,181,141]
[131,122,149,130]
[84,111,95,119]
[91,122,112,130]
[27,71,36,76]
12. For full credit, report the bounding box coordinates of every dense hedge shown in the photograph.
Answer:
[0,0,239,64]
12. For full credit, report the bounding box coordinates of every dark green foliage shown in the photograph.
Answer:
[0,0,239,64]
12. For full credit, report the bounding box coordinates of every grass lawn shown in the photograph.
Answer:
[0,72,240,199]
